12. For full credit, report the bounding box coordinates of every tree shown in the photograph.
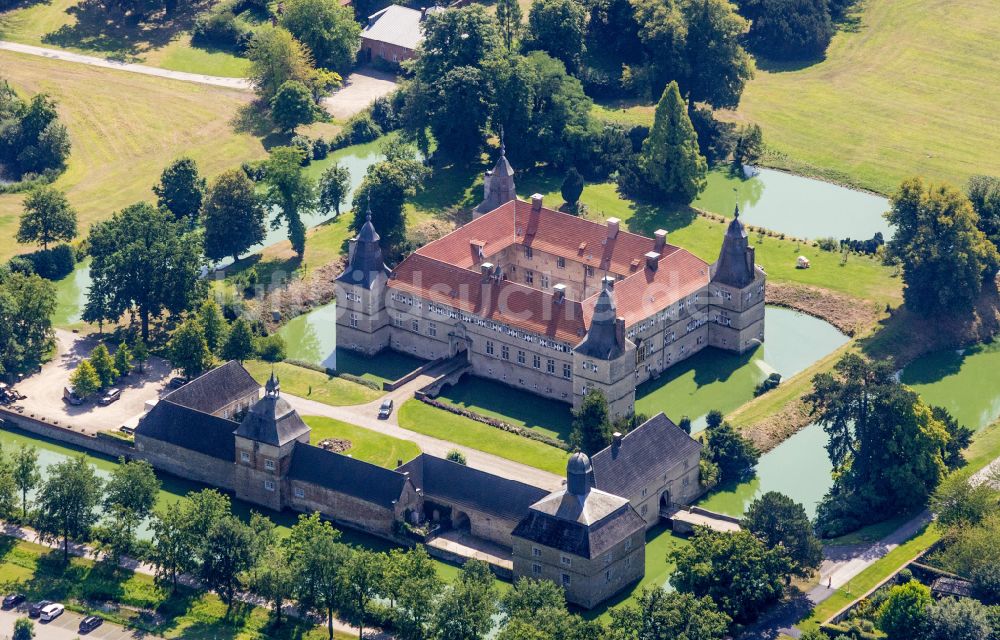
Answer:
[199,515,257,615]
[88,344,118,388]
[247,26,316,101]
[885,178,999,315]
[446,449,467,465]
[132,339,150,374]
[926,596,995,640]
[12,618,33,640]
[289,513,347,640]
[36,455,103,562]
[202,169,267,264]
[500,578,564,620]
[0,451,16,521]
[271,81,318,133]
[415,6,503,84]
[281,0,360,71]
[877,580,932,640]
[743,492,822,577]
[222,318,256,363]
[105,458,160,521]
[255,541,296,624]
[153,158,206,224]
[113,342,132,378]
[930,471,998,528]
[498,578,604,640]
[571,389,613,455]
[318,163,351,218]
[525,0,587,72]
[0,91,71,179]
[704,419,759,483]
[198,299,228,355]
[967,174,1000,250]
[496,0,523,51]
[678,415,692,434]
[561,168,584,208]
[70,360,101,398]
[432,560,498,640]
[733,123,763,168]
[12,446,40,520]
[0,271,56,376]
[671,529,793,624]
[740,0,834,60]
[262,146,316,258]
[934,406,973,470]
[609,587,730,640]
[149,500,194,592]
[170,319,213,379]
[17,186,77,250]
[338,549,386,639]
[385,547,443,640]
[351,153,428,250]
[88,202,203,341]
[429,66,495,162]
[636,81,707,203]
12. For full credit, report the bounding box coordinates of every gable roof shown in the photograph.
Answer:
[162,361,259,415]
[288,442,409,509]
[589,413,702,499]
[136,401,237,461]
[397,454,548,520]
[362,5,434,51]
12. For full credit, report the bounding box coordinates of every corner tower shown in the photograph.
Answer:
[572,278,636,419]
[708,206,766,353]
[233,373,312,511]
[472,133,516,219]
[335,209,392,355]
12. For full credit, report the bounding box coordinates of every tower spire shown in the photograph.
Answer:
[500,125,506,157]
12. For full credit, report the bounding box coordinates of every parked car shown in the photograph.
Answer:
[63,386,83,406]
[98,388,121,406]
[28,600,52,617]
[39,602,65,622]
[378,399,394,419]
[168,376,187,389]
[119,425,135,436]
[80,615,103,632]
[2,593,25,609]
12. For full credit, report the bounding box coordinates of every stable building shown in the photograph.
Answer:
[360,5,442,64]
[335,147,766,418]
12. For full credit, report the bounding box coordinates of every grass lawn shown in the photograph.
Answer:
[244,360,383,406]
[397,399,569,475]
[333,348,425,385]
[730,0,1000,195]
[0,536,350,639]
[435,377,574,442]
[0,50,266,263]
[303,415,421,468]
[0,0,250,76]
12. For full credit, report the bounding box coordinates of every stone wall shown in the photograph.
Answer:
[288,479,419,537]
[134,436,236,491]
[0,409,133,459]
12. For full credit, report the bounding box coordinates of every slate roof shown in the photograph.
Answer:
[397,454,548,520]
[162,361,259,415]
[288,442,409,509]
[512,489,646,558]
[711,208,758,288]
[361,5,439,51]
[136,401,237,461]
[337,213,390,289]
[234,393,311,447]
[575,285,625,360]
[590,413,702,499]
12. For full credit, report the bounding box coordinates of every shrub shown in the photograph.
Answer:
[290,135,313,164]
[446,450,467,465]
[332,113,382,149]
[192,2,250,49]
[255,334,287,362]
[370,97,398,132]
[24,243,76,280]
[754,372,782,397]
[241,160,267,181]
[312,137,330,160]
[817,236,839,252]
[6,256,35,275]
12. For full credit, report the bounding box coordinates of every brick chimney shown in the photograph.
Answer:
[612,431,622,447]
[615,317,625,349]
[607,217,620,239]
[531,193,543,212]
[602,275,616,290]
[480,262,494,277]
[645,251,660,271]
[553,283,567,302]
[654,229,667,251]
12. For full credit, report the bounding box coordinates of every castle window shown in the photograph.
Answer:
[606,569,613,583]
[562,573,571,588]
[264,480,275,492]
[533,563,542,576]
[525,271,534,285]
[624,537,633,551]
[502,345,510,360]
[394,314,404,327]
[604,553,612,565]
[264,459,275,471]
[561,555,572,567]
[486,340,495,355]
[533,546,542,557]
[240,451,250,463]
[532,354,541,369]
[585,265,594,277]
[541,274,549,289]
[428,322,437,337]
[563,363,571,378]
[411,319,419,332]
[640,504,648,516]
[517,350,526,365]
[350,313,359,329]
[696,336,704,345]
[524,246,533,259]
[547,359,555,374]
[294,487,305,498]
[625,557,631,569]
[557,256,565,268]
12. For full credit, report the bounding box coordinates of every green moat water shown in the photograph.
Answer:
[694,168,891,241]
[901,339,1000,432]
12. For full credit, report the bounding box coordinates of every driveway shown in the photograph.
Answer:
[0,605,164,640]
[322,67,398,120]
[12,330,175,434]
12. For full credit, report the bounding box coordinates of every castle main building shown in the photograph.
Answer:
[335,150,766,417]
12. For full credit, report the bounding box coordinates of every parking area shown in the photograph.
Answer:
[321,67,398,120]
[0,605,163,640]
[9,330,175,434]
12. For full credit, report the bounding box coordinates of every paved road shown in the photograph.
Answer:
[0,605,164,640]
[322,69,398,120]
[284,361,565,492]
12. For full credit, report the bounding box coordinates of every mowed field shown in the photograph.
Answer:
[731,0,1000,194]
[0,50,267,262]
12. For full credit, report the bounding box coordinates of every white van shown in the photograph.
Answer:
[40,602,64,621]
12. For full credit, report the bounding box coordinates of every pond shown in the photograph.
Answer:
[694,168,892,241]
[697,422,834,519]
[636,306,850,431]
[900,339,1000,431]
[49,138,391,329]
[0,425,462,580]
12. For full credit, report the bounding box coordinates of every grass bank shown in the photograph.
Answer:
[244,360,382,406]
[303,415,421,468]
[397,399,569,475]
